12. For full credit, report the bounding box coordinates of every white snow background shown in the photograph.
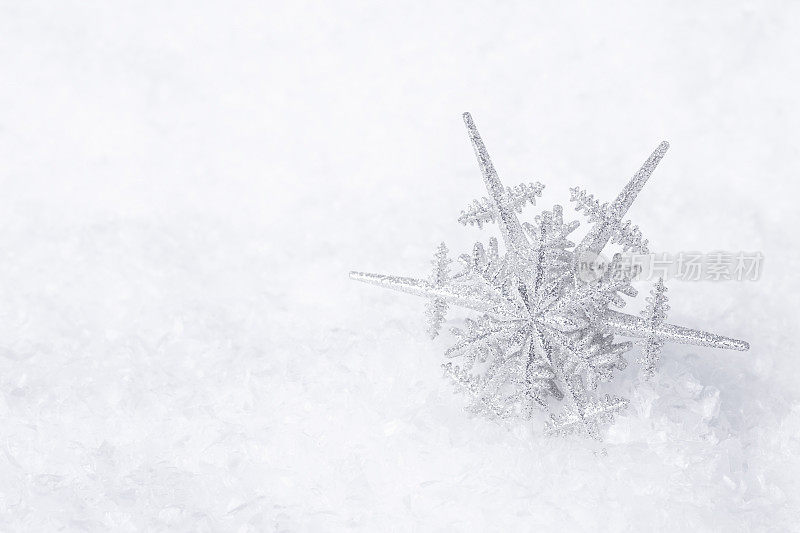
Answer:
[1,1,799,531]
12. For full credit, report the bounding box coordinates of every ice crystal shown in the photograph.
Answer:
[350,113,749,440]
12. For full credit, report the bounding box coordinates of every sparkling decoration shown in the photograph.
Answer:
[350,113,749,440]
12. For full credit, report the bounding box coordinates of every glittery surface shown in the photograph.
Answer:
[351,113,749,440]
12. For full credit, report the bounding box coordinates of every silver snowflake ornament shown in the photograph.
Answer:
[350,113,749,441]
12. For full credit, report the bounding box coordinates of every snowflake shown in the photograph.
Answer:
[350,113,749,441]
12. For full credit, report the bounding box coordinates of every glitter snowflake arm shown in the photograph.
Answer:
[544,395,629,438]
[570,188,650,253]
[458,182,545,228]
[348,271,527,319]
[529,327,606,440]
[454,238,507,287]
[575,141,669,258]
[546,327,630,390]
[462,112,531,253]
[444,315,510,367]
[442,362,512,419]
[425,243,451,338]
[350,272,487,312]
[638,278,669,377]
[519,332,563,402]
[602,309,749,351]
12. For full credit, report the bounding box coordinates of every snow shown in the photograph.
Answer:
[1,1,799,530]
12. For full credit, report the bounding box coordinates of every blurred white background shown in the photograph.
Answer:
[1,1,799,530]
